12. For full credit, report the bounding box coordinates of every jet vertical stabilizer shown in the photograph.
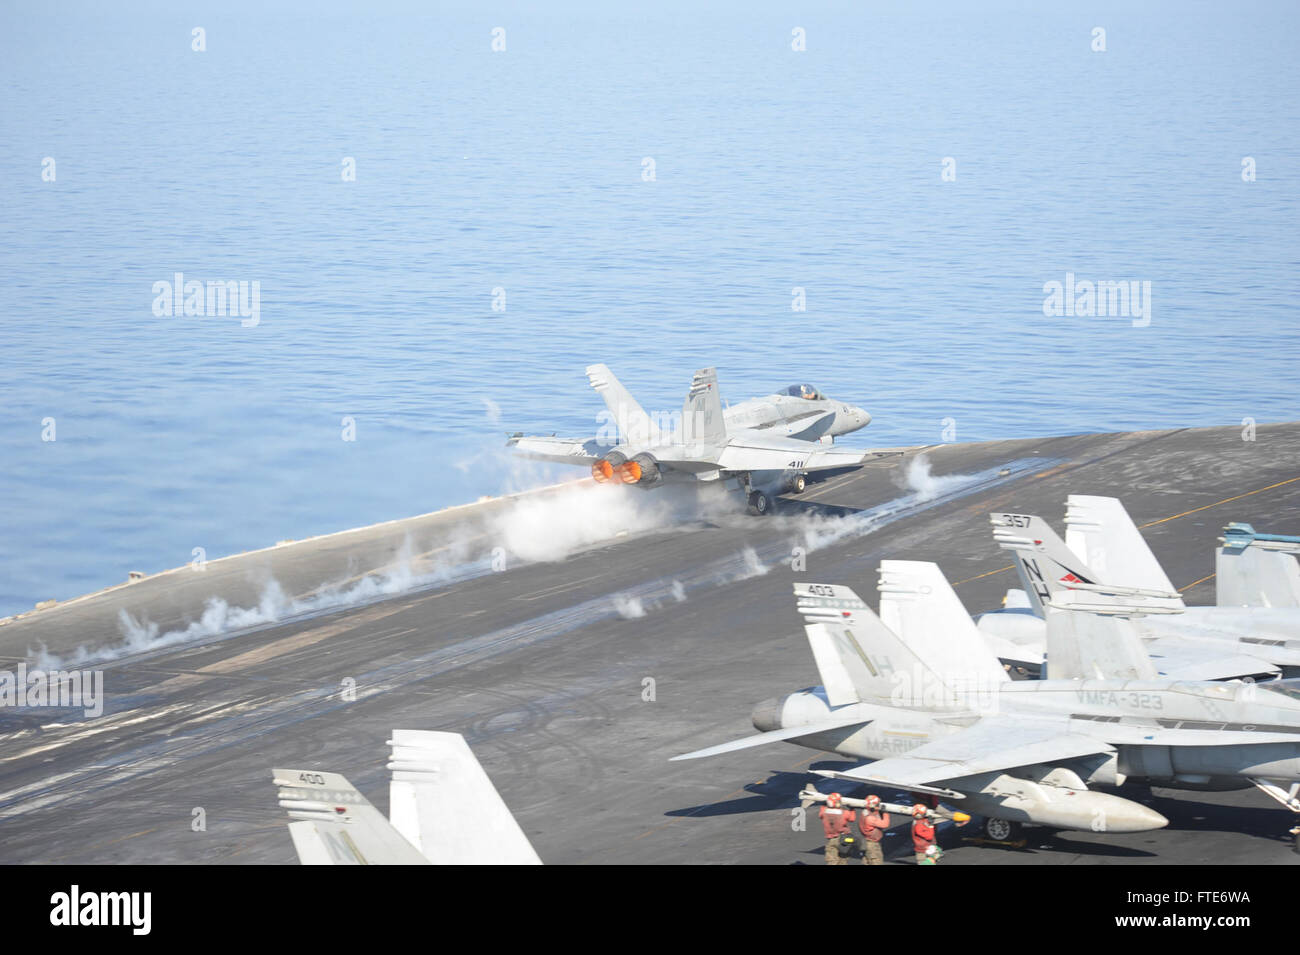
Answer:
[274,731,541,865]
[1218,523,1300,608]
[272,768,430,865]
[586,363,659,445]
[794,582,901,705]
[993,512,1182,616]
[680,367,726,446]
[387,730,542,865]
[991,513,1098,616]
[876,561,1010,702]
[1065,495,1184,610]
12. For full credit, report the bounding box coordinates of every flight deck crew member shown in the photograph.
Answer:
[819,793,856,865]
[911,804,937,864]
[857,795,890,865]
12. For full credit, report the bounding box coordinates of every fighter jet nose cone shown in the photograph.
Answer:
[835,406,870,434]
[751,696,784,732]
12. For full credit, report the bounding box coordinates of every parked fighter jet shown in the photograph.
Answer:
[1217,522,1300,609]
[981,497,1300,677]
[673,563,1300,846]
[272,729,541,865]
[507,364,873,514]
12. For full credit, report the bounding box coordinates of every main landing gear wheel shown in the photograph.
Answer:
[983,817,1021,842]
[747,490,773,516]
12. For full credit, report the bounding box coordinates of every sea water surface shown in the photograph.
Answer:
[1,0,1298,616]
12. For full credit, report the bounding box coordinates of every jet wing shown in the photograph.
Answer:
[818,716,1113,794]
[710,436,869,474]
[506,434,605,465]
[508,433,869,475]
[1143,638,1279,680]
[671,716,873,761]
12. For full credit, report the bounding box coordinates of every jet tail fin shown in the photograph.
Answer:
[876,561,1010,699]
[274,731,541,865]
[1044,609,1158,680]
[794,566,1012,709]
[680,367,727,445]
[387,730,542,865]
[273,768,430,865]
[795,580,981,705]
[794,582,897,705]
[586,363,659,445]
[1064,496,1185,610]
[992,512,1181,616]
[992,513,1097,615]
[1217,523,1300,608]
[984,509,1164,680]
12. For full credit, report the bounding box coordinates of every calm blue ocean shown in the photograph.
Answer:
[2,0,1297,616]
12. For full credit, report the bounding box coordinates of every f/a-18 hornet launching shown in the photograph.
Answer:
[508,364,874,514]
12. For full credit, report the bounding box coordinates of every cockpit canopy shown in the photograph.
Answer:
[781,383,824,400]
[1259,678,1300,702]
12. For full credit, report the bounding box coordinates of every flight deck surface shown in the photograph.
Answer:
[2,424,1298,864]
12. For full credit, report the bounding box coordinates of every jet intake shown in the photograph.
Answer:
[751,689,833,734]
[751,696,785,733]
